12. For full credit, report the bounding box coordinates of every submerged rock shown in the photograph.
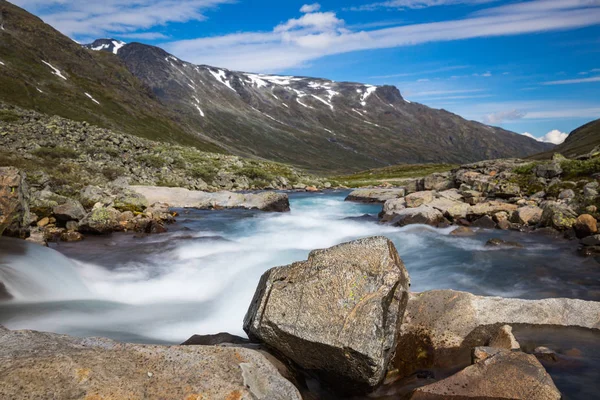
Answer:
[485,238,524,248]
[244,237,411,392]
[0,326,301,400]
[411,349,561,400]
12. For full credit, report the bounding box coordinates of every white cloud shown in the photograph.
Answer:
[347,0,496,12]
[522,130,568,144]
[164,0,600,72]
[300,3,321,13]
[543,76,600,85]
[483,109,526,124]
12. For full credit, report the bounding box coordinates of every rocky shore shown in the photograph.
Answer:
[1,237,598,399]
[346,153,600,256]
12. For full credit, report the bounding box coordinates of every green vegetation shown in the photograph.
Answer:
[512,162,538,175]
[332,163,457,188]
[560,158,600,179]
[0,110,20,123]
[135,154,166,169]
[32,146,79,160]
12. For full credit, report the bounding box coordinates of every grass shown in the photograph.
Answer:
[560,157,600,179]
[332,163,457,188]
[32,146,80,160]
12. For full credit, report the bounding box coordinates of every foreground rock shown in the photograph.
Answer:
[0,326,301,400]
[345,188,406,203]
[131,186,290,212]
[0,167,30,237]
[411,349,561,400]
[394,290,600,378]
[244,237,411,392]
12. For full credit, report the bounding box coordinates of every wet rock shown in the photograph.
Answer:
[78,206,121,234]
[488,325,520,350]
[574,214,598,239]
[380,198,407,221]
[485,238,524,248]
[389,205,445,227]
[60,231,84,242]
[405,191,435,208]
[346,188,406,203]
[112,189,149,213]
[182,333,251,346]
[578,245,600,257]
[145,220,167,234]
[0,326,301,400]
[52,199,86,223]
[450,226,475,236]
[0,281,12,301]
[0,167,30,237]
[541,201,577,230]
[534,346,559,363]
[581,234,600,246]
[513,205,543,226]
[411,350,560,400]
[244,237,410,392]
[393,290,600,379]
[471,215,496,229]
[25,227,47,247]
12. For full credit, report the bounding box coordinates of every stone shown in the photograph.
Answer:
[450,226,475,236]
[469,201,518,218]
[405,191,435,208]
[534,162,563,179]
[541,201,578,230]
[112,189,149,213]
[182,333,251,346]
[0,326,301,400]
[574,214,598,239]
[244,237,410,392]
[65,221,78,232]
[0,281,13,300]
[513,205,543,226]
[60,231,84,242]
[345,188,406,203]
[145,220,167,234]
[411,350,560,400]
[488,325,520,350]
[534,346,558,363]
[130,186,290,212]
[428,198,469,221]
[25,228,48,247]
[393,290,600,379]
[305,185,319,192]
[0,167,30,237]
[472,346,504,363]
[493,182,521,199]
[471,215,496,229]
[79,185,109,208]
[29,190,69,217]
[389,205,446,227]
[36,217,50,227]
[52,199,86,223]
[423,172,454,191]
[78,206,121,234]
[437,189,463,202]
[485,238,524,248]
[581,234,600,246]
[558,189,575,200]
[380,198,407,221]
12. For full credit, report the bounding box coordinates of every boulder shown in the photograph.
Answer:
[0,281,12,300]
[428,198,469,221]
[558,188,575,200]
[244,237,411,392]
[411,350,560,400]
[469,201,518,218]
[405,191,435,208]
[513,205,543,226]
[393,290,600,379]
[389,205,445,227]
[423,172,454,191]
[471,215,496,229]
[450,226,475,236]
[540,201,578,230]
[79,185,109,208]
[29,190,69,218]
[345,188,406,203]
[534,162,562,179]
[78,206,121,234]
[485,238,524,248]
[0,326,301,400]
[112,189,149,213]
[581,234,600,246]
[488,325,520,350]
[0,167,30,237]
[437,189,463,202]
[574,214,598,239]
[380,198,407,220]
[129,186,290,212]
[52,199,86,223]
[60,231,84,242]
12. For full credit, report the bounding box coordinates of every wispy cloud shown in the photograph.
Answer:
[369,65,468,79]
[346,0,496,12]
[410,88,485,96]
[483,109,526,124]
[543,76,600,85]
[300,3,321,13]
[164,0,600,72]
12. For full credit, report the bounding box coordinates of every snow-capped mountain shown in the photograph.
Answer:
[85,39,126,55]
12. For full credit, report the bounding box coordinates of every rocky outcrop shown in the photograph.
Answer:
[130,186,290,212]
[0,167,30,237]
[346,188,406,203]
[244,237,410,392]
[411,349,561,400]
[387,205,445,227]
[0,326,301,400]
[393,290,600,379]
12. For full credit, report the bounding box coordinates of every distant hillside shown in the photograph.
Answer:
[531,119,600,159]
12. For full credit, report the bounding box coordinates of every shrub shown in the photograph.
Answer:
[136,154,166,168]
[189,165,217,182]
[512,163,537,175]
[239,166,273,181]
[0,110,20,123]
[102,166,126,180]
[33,146,79,160]
[561,158,600,179]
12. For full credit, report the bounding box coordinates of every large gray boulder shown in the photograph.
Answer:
[540,201,578,230]
[0,326,301,400]
[423,172,454,191]
[244,237,411,392]
[388,205,445,227]
[130,186,290,212]
[393,290,600,379]
[345,188,406,203]
[0,167,30,237]
[411,349,561,400]
[78,206,121,234]
[52,199,86,223]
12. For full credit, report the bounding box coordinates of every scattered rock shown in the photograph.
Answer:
[488,324,520,350]
[574,214,598,239]
[513,205,543,226]
[244,237,411,392]
[534,162,562,179]
[345,188,406,203]
[52,199,86,223]
[558,189,575,200]
[0,167,30,237]
[450,226,475,236]
[541,201,577,230]
[485,238,524,248]
[78,206,121,234]
[471,215,496,229]
[36,217,50,228]
[389,205,446,227]
[423,172,454,191]
[405,191,435,208]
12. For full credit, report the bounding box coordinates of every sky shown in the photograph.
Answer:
[12,0,600,144]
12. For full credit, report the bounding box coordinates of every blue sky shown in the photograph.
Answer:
[12,0,600,143]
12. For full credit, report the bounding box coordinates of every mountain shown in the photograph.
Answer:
[0,1,222,152]
[85,40,554,173]
[530,119,600,160]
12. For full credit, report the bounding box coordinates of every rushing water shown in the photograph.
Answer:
[1,190,599,344]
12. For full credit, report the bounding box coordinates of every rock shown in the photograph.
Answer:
[485,238,524,248]
[450,226,475,236]
[345,188,406,203]
[461,190,483,205]
[25,227,47,247]
[130,186,290,212]
[112,189,149,213]
[305,185,319,192]
[437,189,463,202]
[78,206,121,234]
[541,201,578,230]
[574,214,598,239]
[581,234,600,246]
[493,182,521,199]
[513,205,543,226]
[472,346,504,363]
[584,186,598,198]
[0,167,30,237]
[534,162,563,179]
[411,349,560,400]
[79,185,109,208]
[29,190,69,217]
[393,290,600,379]
[182,333,251,346]
[380,198,407,221]
[578,245,600,256]
[65,221,78,231]
[36,217,50,227]
[0,281,13,300]
[428,198,469,221]
[471,215,496,229]
[534,346,558,363]
[423,172,454,191]
[0,326,301,400]
[558,189,575,200]
[60,231,84,242]
[145,220,167,234]
[469,201,518,218]
[244,237,411,392]
[405,191,435,208]
[488,325,520,350]
[389,205,446,227]
[52,199,86,223]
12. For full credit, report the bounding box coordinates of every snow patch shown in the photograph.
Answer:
[296,98,314,109]
[281,103,289,108]
[405,99,412,104]
[360,86,377,106]
[84,92,100,105]
[36,87,43,93]
[42,61,67,80]
[191,96,205,117]
[0,60,4,66]
[324,128,334,134]
[311,94,334,111]
[363,120,382,128]
[208,69,236,92]
[91,44,110,52]
[245,74,268,88]
[111,40,126,54]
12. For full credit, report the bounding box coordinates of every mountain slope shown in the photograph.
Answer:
[530,119,600,160]
[86,39,553,173]
[0,1,222,152]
